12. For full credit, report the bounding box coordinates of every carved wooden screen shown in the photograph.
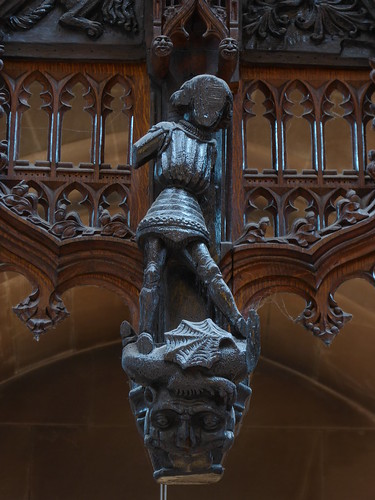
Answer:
[0,60,150,337]
[0,60,149,228]
[224,65,375,346]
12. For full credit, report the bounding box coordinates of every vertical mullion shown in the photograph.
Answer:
[355,85,366,187]
[316,85,324,185]
[276,88,284,186]
[50,76,59,179]
[94,81,102,182]
[8,78,20,175]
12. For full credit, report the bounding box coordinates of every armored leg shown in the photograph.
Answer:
[184,242,247,337]
[139,237,167,335]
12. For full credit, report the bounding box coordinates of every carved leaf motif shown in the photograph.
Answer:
[0,183,136,241]
[164,318,238,369]
[243,0,374,44]
[98,205,135,239]
[237,189,373,249]
[297,294,352,345]
[285,212,321,247]
[0,181,49,229]
[235,216,271,245]
[295,0,373,42]
[49,198,95,239]
[50,202,95,239]
[243,0,289,39]
[321,189,369,236]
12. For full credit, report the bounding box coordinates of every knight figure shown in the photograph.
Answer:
[132,74,256,339]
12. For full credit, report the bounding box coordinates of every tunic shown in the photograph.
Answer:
[136,121,217,248]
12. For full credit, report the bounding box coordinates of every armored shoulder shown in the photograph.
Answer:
[132,122,176,168]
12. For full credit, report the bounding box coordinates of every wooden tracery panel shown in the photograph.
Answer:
[0,60,149,229]
[227,64,375,345]
[232,65,373,241]
[0,59,149,338]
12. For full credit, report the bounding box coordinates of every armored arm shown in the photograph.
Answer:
[132,121,174,169]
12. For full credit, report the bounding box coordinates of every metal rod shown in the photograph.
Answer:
[160,484,167,500]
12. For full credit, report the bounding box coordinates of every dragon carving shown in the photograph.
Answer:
[0,0,137,38]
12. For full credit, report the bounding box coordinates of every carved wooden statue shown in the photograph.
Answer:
[121,75,260,485]
[132,75,255,339]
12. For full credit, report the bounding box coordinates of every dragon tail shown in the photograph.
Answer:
[8,0,56,31]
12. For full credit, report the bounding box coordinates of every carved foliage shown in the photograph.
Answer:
[243,0,289,39]
[236,189,372,248]
[0,180,135,241]
[13,288,69,340]
[295,0,372,42]
[243,0,374,44]
[49,198,95,239]
[234,216,270,245]
[297,294,352,345]
[0,181,49,228]
[98,204,134,239]
[285,211,321,247]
